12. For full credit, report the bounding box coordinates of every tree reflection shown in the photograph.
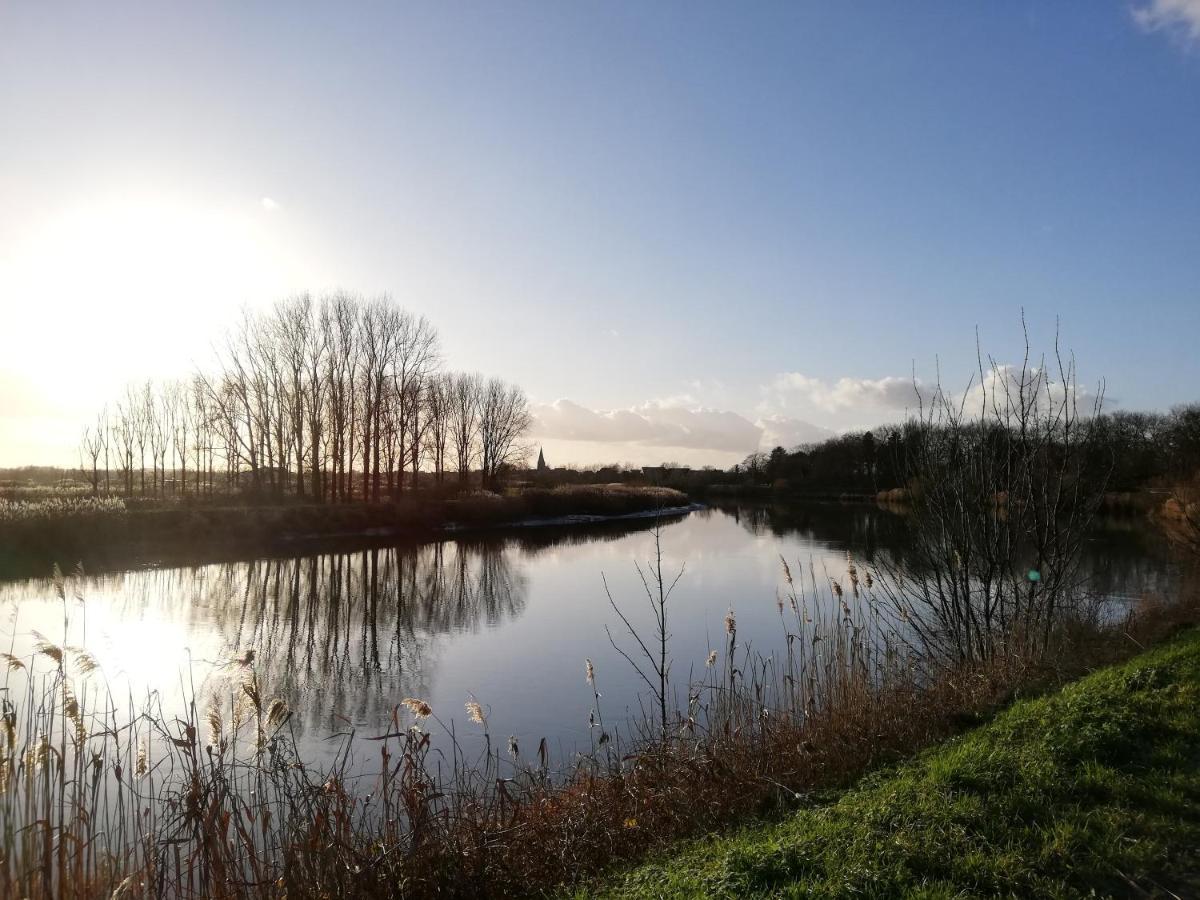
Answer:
[43,541,528,737]
[717,500,1179,608]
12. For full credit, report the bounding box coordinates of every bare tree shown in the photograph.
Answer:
[74,291,531,506]
[603,524,685,745]
[202,310,270,495]
[478,378,533,490]
[392,312,439,493]
[303,296,331,500]
[873,322,1109,667]
[357,298,398,501]
[133,383,152,496]
[449,372,483,485]
[97,407,111,495]
[146,382,171,497]
[164,381,189,497]
[272,294,312,498]
[79,421,105,495]
[112,397,136,496]
[189,375,213,496]
[323,292,359,501]
[424,373,452,483]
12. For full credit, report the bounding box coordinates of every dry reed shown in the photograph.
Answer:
[0,553,1193,899]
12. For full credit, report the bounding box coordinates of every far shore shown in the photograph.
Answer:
[0,484,692,580]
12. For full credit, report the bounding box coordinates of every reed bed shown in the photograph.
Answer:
[0,553,1192,899]
[0,497,126,524]
[0,486,686,572]
[0,481,94,502]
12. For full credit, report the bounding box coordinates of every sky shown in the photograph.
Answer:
[2,2,1199,468]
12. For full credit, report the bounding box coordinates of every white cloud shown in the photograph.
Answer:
[755,415,835,450]
[759,364,1103,428]
[529,399,843,465]
[531,399,763,454]
[960,364,1105,417]
[767,372,924,413]
[1132,0,1200,43]
[260,197,280,212]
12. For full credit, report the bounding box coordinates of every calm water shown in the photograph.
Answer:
[0,502,1179,771]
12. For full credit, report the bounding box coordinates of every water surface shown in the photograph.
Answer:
[0,502,1178,771]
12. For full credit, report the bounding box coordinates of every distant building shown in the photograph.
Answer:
[536,447,548,472]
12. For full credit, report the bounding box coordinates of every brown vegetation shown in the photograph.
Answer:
[70,293,531,502]
[1161,474,1200,555]
[0,485,690,574]
[0,551,1194,899]
[2,325,1195,898]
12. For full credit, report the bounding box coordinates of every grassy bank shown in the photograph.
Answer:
[0,556,1193,897]
[585,627,1200,899]
[0,484,690,572]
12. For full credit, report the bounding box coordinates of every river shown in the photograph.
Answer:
[0,501,1179,774]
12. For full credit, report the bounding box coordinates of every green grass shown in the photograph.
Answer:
[581,629,1200,899]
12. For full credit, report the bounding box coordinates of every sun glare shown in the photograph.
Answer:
[0,190,309,417]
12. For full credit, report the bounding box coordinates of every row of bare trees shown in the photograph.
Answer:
[78,293,532,501]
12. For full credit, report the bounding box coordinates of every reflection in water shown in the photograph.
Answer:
[719,500,1181,607]
[208,542,528,735]
[0,504,1179,771]
[0,517,682,766]
[718,501,908,563]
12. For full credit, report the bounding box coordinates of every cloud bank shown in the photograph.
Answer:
[1133,0,1200,43]
[528,358,1102,468]
[765,372,925,413]
[530,399,832,461]
[757,414,835,449]
[532,400,760,453]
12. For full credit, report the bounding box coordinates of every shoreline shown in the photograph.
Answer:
[0,486,694,580]
[696,483,1170,514]
[589,626,1200,898]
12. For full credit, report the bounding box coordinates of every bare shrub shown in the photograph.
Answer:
[873,322,1110,667]
[4,545,1190,899]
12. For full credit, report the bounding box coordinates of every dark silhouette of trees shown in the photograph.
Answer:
[732,402,1200,500]
[479,378,533,489]
[449,372,484,485]
[79,418,105,495]
[872,329,1110,666]
[424,373,453,483]
[76,293,531,501]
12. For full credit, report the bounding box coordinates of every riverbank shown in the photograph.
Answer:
[695,484,879,503]
[0,501,1192,898]
[0,484,690,576]
[697,482,1171,513]
[585,626,1200,899]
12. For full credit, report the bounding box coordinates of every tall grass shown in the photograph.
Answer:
[0,487,686,570]
[0,482,93,502]
[0,497,126,524]
[0,550,1192,898]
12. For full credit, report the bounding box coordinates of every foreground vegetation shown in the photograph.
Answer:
[588,625,1200,899]
[0,551,1193,899]
[1,326,1194,897]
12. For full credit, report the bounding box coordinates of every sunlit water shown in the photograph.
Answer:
[0,503,1179,775]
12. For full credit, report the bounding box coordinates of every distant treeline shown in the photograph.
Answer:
[75,293,532,501]
[732,405,1200,496]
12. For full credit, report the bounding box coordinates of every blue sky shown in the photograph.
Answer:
[1,2,1198,466]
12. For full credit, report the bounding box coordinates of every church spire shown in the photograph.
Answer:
[536,447,547,471]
